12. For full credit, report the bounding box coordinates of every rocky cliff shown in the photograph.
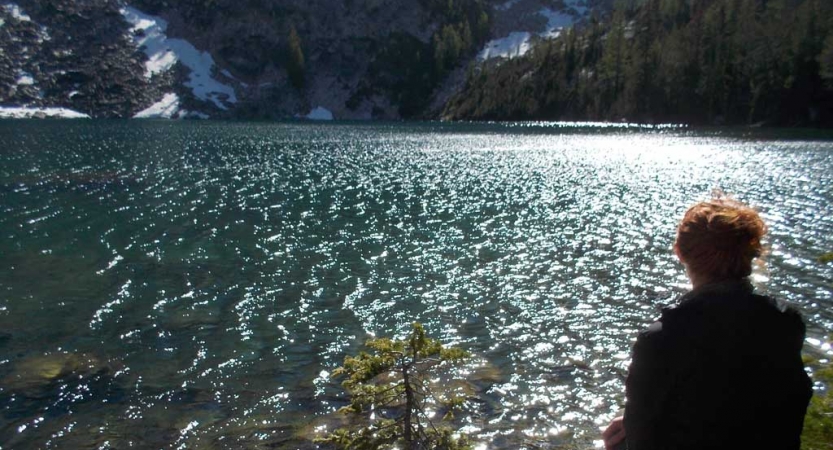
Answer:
[0,0,170,117]
[0,0,599,119]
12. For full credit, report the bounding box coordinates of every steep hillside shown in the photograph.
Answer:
[0,0,603,119]
[0,0,171,118]
[127,0,458,119]
[444,0,833,127]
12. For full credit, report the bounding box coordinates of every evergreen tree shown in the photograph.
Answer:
[317,323,471,450]
[443,0,833,126]
[821,35,833,87]
[598,11,627,112]
[287,25,305,89]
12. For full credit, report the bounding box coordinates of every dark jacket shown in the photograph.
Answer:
[623,280,812,450]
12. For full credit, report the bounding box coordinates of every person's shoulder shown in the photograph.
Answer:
[649,292,721,339]
[753,293,806,331]
[656,298,702,327]
[634,316,673,352]
[755,293,801,314]
[638,319,664,338]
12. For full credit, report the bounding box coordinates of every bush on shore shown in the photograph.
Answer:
[802,349,833,450]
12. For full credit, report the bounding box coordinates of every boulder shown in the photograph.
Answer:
[1,352,115,395]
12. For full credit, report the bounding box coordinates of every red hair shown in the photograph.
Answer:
[675,197,767,280]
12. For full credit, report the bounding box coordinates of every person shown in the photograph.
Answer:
[602,196,813,450]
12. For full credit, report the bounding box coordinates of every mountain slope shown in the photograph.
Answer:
[1,0,606,119]
[0,0,169,118]
[444,0,833,127]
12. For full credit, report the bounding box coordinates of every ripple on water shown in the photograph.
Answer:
[0,121,832,448]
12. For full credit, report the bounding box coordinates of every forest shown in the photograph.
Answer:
[350,0,491,117]
[444,0,833,127]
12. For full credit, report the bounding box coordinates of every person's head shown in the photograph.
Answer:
[674,195,767,284]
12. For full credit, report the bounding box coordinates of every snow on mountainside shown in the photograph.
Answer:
[0,0,167,118]
[305,106,334,121]
[480,31,536,60]
[133,92,180,118]
[121,6,237,118]
[480,0,590,60]
[1,2,51,107]
[124,0,441,120]
[0,0,604,119]
[0,106,89,118]
[132,92,211,119]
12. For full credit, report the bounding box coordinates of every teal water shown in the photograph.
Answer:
[1,121,832,449]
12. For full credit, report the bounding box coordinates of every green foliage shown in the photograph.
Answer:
[317,323,471,450]
[820,252,833,264]
[286,25,305,89]
[821,35,833,87]
[445,0,833,126]
[802,352,833,450]
[800,260,833,449]
[424,0,490,77]
[356,0,490,117]
[362,33,437,117]
[434,24,468,75]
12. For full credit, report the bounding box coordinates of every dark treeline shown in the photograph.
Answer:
[444,0,833,126]
[351,0,491,117]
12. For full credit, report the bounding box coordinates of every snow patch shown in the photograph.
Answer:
[2,2,50,41]
[540,7,578,38]
[134,93,180,118]
[16,71,34,86]
[120,6,237,110]
[306,106,334,121]
[478,31,533,60]
[133,93,210,119]
[0,106,89,119]
[2,3,31,22]
[479,0,590,60]
[220,69,237,80]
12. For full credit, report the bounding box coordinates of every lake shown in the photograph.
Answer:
[1,120,832,449]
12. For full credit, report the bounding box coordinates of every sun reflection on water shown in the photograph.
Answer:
[0,121,831,448]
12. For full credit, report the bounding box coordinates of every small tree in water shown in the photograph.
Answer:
[317,322,471,450]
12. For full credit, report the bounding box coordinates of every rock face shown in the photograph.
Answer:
[127,0,447,119]
[0,0,171,118]
[0,0,605,119]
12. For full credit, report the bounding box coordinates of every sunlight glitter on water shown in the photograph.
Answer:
[0,121,832,448]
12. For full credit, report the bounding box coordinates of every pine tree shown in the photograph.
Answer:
[821,35,833,87]
[317,323,471,450]
[598,10,628,116]
[443,0,833,126]
[287,25,305,89]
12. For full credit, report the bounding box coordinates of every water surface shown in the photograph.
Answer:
[1,121,832,449]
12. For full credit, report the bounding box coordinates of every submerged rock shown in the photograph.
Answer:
[163,306,221,332]
[1,352,115,394]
